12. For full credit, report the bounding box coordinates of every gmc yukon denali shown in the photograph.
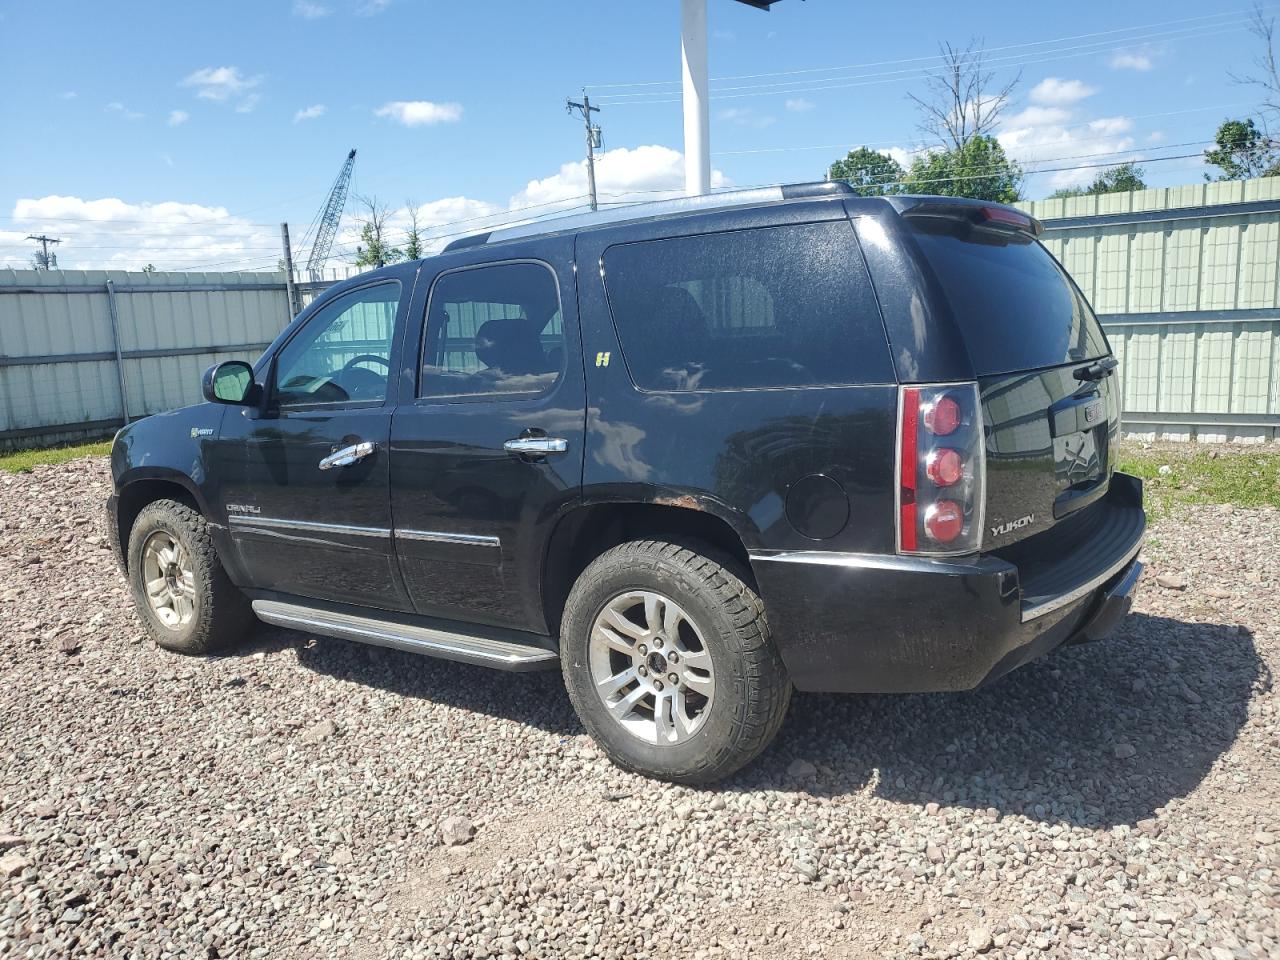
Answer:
[106,183,1145,783]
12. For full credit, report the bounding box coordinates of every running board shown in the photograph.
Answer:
[250,599,559,672]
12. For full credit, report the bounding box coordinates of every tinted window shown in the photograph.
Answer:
[908,220,1109,376]
[602,222,892,391]
[421,262,565,400]
[274,281,400,407]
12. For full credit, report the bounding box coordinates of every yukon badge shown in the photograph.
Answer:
[991,514,1035,537]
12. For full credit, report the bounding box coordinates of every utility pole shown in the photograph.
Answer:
[681,0,710,196]
[26,234,61,270]
[280,222,300,320]
[566,91,602,211]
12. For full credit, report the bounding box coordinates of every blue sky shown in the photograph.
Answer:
[0,0,1270,271]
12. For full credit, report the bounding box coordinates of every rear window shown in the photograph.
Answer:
[908,219,1109,375]
[602,222,893,391]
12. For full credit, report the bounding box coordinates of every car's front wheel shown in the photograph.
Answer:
[126,498,252,654]
[561,540,791,783]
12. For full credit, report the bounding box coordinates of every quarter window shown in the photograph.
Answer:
[421,262,565,400]
[602,222,893,391]
[274,281,401,407]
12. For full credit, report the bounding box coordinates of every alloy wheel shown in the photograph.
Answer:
[587,590,715,745]
[141,530,197,630]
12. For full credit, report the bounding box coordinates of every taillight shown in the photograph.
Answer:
[897,383,985,555]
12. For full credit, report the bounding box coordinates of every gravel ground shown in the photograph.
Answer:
[0,456,1276,960]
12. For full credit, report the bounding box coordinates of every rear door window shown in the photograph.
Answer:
[907,219,1110,375]
[601,222,892,391]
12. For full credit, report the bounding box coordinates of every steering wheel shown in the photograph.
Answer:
[341,354,391,373]
[335,354,391,400]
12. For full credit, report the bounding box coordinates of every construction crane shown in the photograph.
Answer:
[304,148,356,281]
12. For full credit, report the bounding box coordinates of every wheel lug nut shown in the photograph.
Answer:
[668,673,679,685]
[654,680,664,691]
[667,652,679,664]
[638,644,647,656]
[654,637,664,648]
[638,666,648,677]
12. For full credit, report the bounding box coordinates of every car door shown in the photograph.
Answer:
[218,271,415,611]
[389,238,585,632]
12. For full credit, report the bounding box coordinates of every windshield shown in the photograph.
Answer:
[908,219,1110,376]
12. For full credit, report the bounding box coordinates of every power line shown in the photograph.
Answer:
[587,6,1269,91]
[593,20,1257,105]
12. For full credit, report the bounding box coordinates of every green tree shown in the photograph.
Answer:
[827,147,905,196]
[1048,162,1148,199]
[403,199,425,260]
[352,195,404,269]
[903,135,1023,202]
[1204,118,1280,180]
[141,263,157,273]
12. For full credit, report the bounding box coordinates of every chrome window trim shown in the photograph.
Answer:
[394,529,500,548]
[228,516,390,538]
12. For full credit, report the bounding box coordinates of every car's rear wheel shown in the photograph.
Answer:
[126,499,252,654]
[561,540,791,783]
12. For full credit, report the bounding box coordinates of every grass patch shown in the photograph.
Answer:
[0,440,112,474]
[1117,442,1280,520]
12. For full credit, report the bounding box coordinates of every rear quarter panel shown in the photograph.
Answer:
[573,202,899,554]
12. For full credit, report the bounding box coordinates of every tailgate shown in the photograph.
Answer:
[981,362,1120,550]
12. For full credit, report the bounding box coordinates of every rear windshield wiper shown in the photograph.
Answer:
[1073,356,1119,382]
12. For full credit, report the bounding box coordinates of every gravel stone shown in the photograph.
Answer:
[439,816,476,847]
[787,758,817,780]
[0,451,1276,959]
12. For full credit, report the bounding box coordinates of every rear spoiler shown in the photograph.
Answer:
[895,198,1044,237]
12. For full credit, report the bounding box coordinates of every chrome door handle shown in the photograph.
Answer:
[319,440,376,470]
[503,437,568,456]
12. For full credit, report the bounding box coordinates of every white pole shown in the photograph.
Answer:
[681,0,711,196]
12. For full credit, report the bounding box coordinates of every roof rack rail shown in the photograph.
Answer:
[442,181,853,252]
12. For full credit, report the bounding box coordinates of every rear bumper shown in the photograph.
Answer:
[751,474,1145,693]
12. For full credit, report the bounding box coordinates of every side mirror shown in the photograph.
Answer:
[202,360,259,405]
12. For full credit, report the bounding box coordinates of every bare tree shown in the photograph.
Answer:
[352,194,403,269]
[1231,5,1280,127]
[908,41,1020,151]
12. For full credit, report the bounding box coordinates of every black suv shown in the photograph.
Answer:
[107,183,1144,783]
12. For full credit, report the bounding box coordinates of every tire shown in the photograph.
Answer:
[560,539,791,784]
[126,498,253,655]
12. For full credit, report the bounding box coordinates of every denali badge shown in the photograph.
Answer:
[225,504,261,515]
[1083,401,1103,424]
[991,514,1034,537]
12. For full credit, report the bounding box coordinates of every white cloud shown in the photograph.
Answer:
[105,102,144,121]
[0,144,728,271]
[1004,105,1073,128]
[60,91,77,100]
[511,144,729,209]
[1110,50,1154,71]
[0,196,279,272]
[719,107,776,129]
[358,0,392,14]
[1000,111,1136,189]
[293,0,329,17]
[785,98,815,113]
[183,66,262,113]
[374,100,463,126]
[168,109,189,126]
[294,104,326,123]
[1029,77,1097,106]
